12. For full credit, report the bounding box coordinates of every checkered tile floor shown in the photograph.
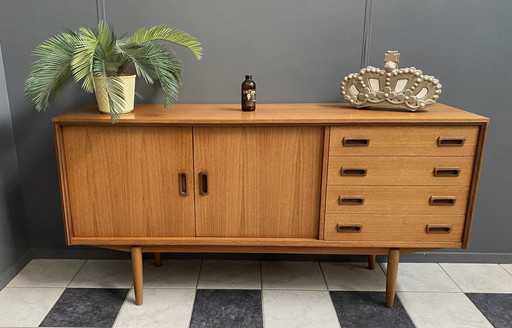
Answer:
[1,259,512,327]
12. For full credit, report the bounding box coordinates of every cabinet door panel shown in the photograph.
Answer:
[194,127,323,238]
[63,126,195,238]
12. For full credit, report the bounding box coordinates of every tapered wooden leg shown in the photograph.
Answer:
[385,248,400,308]
[368,255,376,270]
[154,252,162,267]
[131,246,143,305]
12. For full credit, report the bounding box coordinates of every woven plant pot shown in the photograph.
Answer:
[93,75,136,114]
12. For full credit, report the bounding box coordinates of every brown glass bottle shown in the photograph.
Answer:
[241,75,256,111]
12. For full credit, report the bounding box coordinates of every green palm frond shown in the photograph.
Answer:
[24,30,79,111]
[140,42,182,107]
[71,27,100,92]
[96,75,125,123]
[129,25,203,60]
[93,40,126,123]
[115,42,157,84]
[25,21,203,122]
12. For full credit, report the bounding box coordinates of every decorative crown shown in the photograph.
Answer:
[340,51,442,111]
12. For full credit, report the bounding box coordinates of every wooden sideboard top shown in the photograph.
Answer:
[53,103,489,125]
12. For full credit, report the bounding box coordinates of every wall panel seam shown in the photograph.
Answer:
[360,0,374,68]
[96,0,107,23]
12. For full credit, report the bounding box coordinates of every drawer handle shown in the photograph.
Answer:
[337,224,362,233]
[343,137,370,147]
[339,196,365,205]
[426,224,452,234]
[434,167,460,177]
[341,167,367,176]
[438,137,465,147]
[199,172,208,196]
[430,196,456,206]
[178,172,188,196]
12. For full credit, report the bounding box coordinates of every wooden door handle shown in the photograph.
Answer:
[178,172,188,196]
[339,196,365,205]
[198,172,208,195]
[426,224,452,234]
[430,196,456,206]
[340,167,367,176]
[433,167,460,177]
[336,224,362,233]
[438,137,465,147]
[343,137,370,147]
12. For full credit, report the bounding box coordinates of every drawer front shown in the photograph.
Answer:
[324,214,464,242]
[328,156,474,186]
[326,186,469,215]
[330,126,478,156]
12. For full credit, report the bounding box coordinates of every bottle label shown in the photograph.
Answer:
[243,89,256,107]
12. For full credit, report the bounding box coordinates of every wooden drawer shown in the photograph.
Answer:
[324,214,464,243]
[327,156,474,186]
[326,186,469,215]
[330,125,478,156]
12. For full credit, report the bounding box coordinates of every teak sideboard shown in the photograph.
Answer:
[53,103,488,307]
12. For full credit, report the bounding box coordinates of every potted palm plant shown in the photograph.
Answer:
[25,21,202,122]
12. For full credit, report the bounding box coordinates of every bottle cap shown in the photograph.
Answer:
[245,75,252,79]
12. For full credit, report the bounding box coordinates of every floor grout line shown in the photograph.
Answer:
[317,261,330,291]
[259,260,265,328]
[194,259,203,290]
[438,263,466,293]
[66,259,87,289]
[499,264,512,278]
[317,261,343,328]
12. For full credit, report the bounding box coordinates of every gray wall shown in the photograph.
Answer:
[0,0,510,261]
[0,0,97,249]
[0,44,30,287]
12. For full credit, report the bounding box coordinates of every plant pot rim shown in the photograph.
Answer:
[93,75,136,79]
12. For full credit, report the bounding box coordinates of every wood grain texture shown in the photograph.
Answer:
[194,126,323,238]
[324,214,464,242]
[462,123,489,248]
[386,249,400,308]
[97,245,440,255]
[318,127,331,240]
[327,156,474,186]
[131,247,143,305]
[330,125,479,156]
[54,124,74,244]
[52,103,489,125]
[368,255,376,270]
[62,126,195,238]
[70,236,461,249]
[326,186,469,215]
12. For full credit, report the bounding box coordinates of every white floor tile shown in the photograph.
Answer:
[398,292,493,328]
[321,262,386,291]
[143,259,200,288]
[501,264,512,276]
[440,263,512,293]
[380,263,461,292]
[197,260,260,289]
[69,260,133,288]
[262,261,326,290]
[0,287,64,327]
[7,259,85,288]
[113,288,196,328]
[263,290,340,328]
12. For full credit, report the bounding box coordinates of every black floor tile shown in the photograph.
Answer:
[330,291,414,328]
[40,288,129,327]
[467,293,512,328]
[190,289,263,328]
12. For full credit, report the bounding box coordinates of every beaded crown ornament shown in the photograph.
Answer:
[340,51,442,111]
